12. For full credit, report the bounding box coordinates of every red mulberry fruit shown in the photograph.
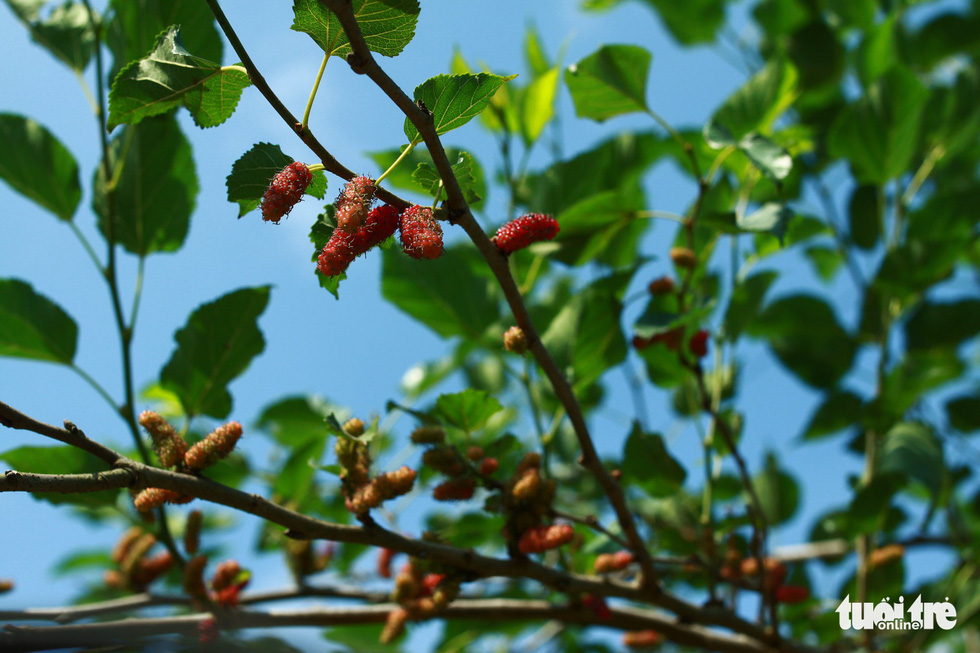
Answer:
[261,162,312,224]
[336,176,376,233]
[399,205,444,260]
[518,523,574,555]
[184,421,242,471]
[493,213,559,254]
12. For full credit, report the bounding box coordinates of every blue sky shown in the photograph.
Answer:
[0,0,964,648]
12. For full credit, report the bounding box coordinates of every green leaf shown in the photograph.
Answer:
[519,131,668,214]
[723,270,778,340]
[946,394,980,433]
[638,0,727,45]
[878,422,945,498]
[291,0,419,59]
[703,120,735,149]
[411,151,482,204]
[521,67,560,144]
[751,452,800,526]
[4,0,96,72]
[622,424,686,497]
[738,133,793,181]
[565,44,650,121]
[107,26,251,130]
[827,68,929,184]
[804,245,843,281]
[227,143,327,218]
[52,549,113,577]
[881,350,964,419]
[857,13,900,84]
[404,73,513,142]
[802,391,863,441]
[523,24,551,78]
[552,187,648,267]
[106,0,222,82]
[369,147,486,208]
[542,277,627,390]
[845,475,904,537]
[434,389,503,434]
[0,113,81,221]
[381,244,501,342]
[0,279,77,364]
[713,59,798,140]
[737,202,793,240]
[256,395,335,447]
[0,445,119,507]
[160,287,271,418]
[905,300,980,351]
[93,114,198,256]
[747,294,856,388]
[848,185,881,250]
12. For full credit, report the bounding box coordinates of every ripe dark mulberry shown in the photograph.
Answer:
[399,205,444,260]
[261,162,312,224]
[493,213,559,254]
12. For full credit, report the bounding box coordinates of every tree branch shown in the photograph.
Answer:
[0,599,829,653]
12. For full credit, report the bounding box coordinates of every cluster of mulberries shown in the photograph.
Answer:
[185,421,243,471]
[105,528,174,591]
[432,477,476,502]
[381,559,462,643]
[493,213,560,254]
[261,162,313,224]
[317,204,400,276]
[337,418,417,515]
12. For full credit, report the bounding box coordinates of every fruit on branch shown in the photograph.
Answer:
[211,559,250,607]
[431,577,461,609]
[184,510,203,555]
[111,527,144,564]
[347,466,418,514]
[503,325,528,354]
[623,630,664,648]
[381,606,409,644]
[648,275,675,295]
[869,543,905,568]
[518,523,574,554]
[511,467,542,503]
[131,551,174,589]
[138,410,188,468]
[343,417,365,436]
[119,532,157,579]
[432,477,476,501]
[336,175,377,233]
[582,594,612,620]
[594,550,635,573]
[198,618,219,644]
[183,554,208,598]
[493,213,560,254]
[422,446,466,477]
[774,584,810,603]
[669,246,697,269]
[688,329,709,358]
[739,556,788,593]
[261,161,313,224]
[184,421,243,471]
[392,562,424,602]
[466,445,485,461]
[410,425,446,444]
[133,487,188,511]
[378,547,397,579]
[399,205,444,260]
[479,457,499,475]
[317,204,400,278]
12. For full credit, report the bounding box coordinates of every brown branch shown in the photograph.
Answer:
[0,599,830,653]
[0,401,121,467]
[317,0,661,593]
[0,415,778,645]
